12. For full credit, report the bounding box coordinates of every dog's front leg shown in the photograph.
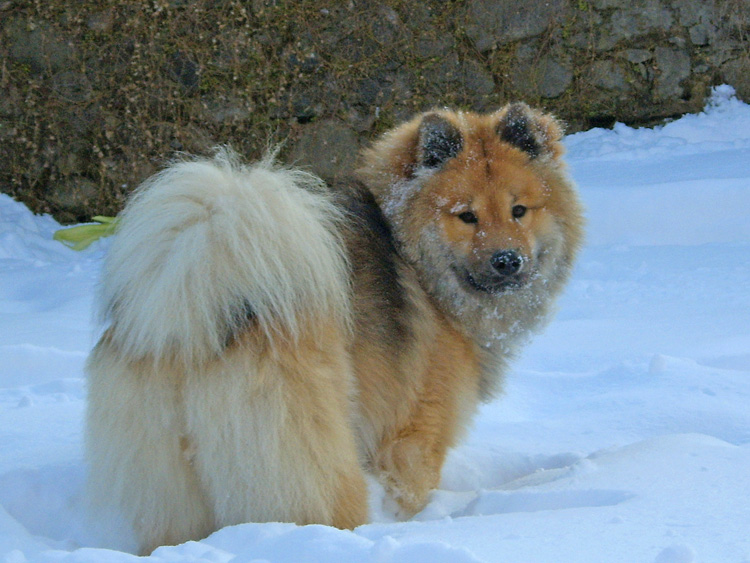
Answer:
[375,423,445,517]
[374,330,482,518]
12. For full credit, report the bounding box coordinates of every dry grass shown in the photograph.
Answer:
[1,0,747,221]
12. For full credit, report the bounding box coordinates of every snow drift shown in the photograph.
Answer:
[1,86,749,562]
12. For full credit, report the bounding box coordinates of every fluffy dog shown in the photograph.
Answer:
[85,102,584,553]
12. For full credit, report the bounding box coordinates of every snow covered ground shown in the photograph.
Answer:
[1,86,749,563]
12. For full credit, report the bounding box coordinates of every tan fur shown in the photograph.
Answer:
[87,317,366,555]
[86,104,584,553]
[351,106,583,513]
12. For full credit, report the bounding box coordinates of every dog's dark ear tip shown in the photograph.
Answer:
[418,113,463,169]
[497,103,542,159]
[497,102,565,160]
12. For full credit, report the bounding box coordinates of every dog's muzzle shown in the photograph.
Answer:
[459,250,530,294]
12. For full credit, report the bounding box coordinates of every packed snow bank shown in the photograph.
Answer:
[1,87,749,562]
[567,85,750,246]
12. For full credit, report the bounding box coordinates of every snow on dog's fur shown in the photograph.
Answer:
[86,103,584,554]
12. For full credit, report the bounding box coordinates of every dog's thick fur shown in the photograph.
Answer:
[85,103,584,554]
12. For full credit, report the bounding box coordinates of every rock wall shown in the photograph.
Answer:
[1,0,748,221]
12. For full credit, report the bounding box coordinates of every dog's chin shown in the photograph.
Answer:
[456,267,529,296]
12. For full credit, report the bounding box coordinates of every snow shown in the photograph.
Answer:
[2,86,750,562]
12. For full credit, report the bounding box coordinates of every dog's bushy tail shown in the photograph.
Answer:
[98,147,350,364]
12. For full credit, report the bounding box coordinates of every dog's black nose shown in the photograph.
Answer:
[490,250,524,275]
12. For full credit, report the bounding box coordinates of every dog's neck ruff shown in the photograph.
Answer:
[431,267,555,398]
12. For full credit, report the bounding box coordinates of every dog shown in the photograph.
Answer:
[85,102,584,554]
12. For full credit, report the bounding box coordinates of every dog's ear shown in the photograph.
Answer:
[417,114,463,169]
[496,103,564,160]
[356,112,464,202]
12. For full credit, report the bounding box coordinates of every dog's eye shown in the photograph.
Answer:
[457,211,479,224]
[512,205,527,219]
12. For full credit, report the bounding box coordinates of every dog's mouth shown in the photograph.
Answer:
[455,267,530,295]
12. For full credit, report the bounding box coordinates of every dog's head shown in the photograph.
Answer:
[358,103,584,306]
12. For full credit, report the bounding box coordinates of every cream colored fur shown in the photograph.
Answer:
[86,149,365,554]
[97,148,351,364]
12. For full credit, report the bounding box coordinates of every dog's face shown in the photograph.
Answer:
[427,144,554,295]
[359,103,584,307]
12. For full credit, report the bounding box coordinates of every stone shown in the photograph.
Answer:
[430,52,462,85]
[290,91,325,124]
[590,0,628,8]
[538,57,574,98]
[409,4,455,58]
[356,69,413,109]
[674,0,718,45]
[290,120,359,182]
[0,84,21,118]
[202,95,252,124]
[654,47,691,100]
[460,58,496,97]
[465,0,567,52]
[66,105,103,136]
[167,51,200,91]
[0,119,15,141]
[87,9,114,33]
[55,149,85,177]
[688,22,716,46]
[358,75,392,107]
[669,36,688,49]
[371,5,403,46]
[721,57,750,102]
[622,49,653,64]
[674,0,715,27]
[6,19,75,74]
[287,52,321,74]
[589,60,631,92]
[600,0,674,50]
[415,35,455,59]
[51,71,93,104]
[512,55,573,99]
[564,9,603,51]
[516,40,541,64]
[172,123,215,155]
[48,177,99,216]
